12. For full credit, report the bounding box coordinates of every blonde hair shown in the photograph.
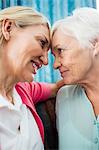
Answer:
[0,6,50,45]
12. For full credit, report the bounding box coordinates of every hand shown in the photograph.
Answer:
[49,79,65,98]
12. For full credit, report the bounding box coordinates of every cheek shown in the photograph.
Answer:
[61,50,86,67]
[61,54,86,76]
[70,58,92,79]
[4,51,26,76]
[7,51,24,69]
[61,54,74,66]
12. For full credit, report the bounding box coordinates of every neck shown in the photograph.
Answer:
[82,80,99,115]
[0,65,16,103]
[81,62,99,97]
[0,47,17,103]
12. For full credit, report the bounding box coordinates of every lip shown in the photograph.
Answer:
[31,60,42,70]
[34,62,42,69]
[60,70,69,77]
[30,60,42,74]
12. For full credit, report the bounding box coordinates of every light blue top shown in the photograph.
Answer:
[56,85,99,150]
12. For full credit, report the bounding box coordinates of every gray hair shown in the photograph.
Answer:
[52,7,99,49]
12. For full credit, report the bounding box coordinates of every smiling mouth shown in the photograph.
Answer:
[30,60,42,74]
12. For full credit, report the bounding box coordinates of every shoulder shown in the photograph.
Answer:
[15,82,30,93]
[57,84,81,98]
[56,84,83,105]
[15,81,37,91]
[15,82,35,97]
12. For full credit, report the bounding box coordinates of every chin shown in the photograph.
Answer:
[63,77,74,85]
[63,77,79,85]
[26,72,35,82]
[21,75,34,83]
[26,76,34,82]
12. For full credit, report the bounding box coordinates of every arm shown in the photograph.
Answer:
[16,80,64,104]
[29,80,64,104]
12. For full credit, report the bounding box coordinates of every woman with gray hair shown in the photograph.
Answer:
[0,6,64,150]
[51,7,99,150]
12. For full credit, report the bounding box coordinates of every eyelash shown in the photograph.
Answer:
[39,40,46,49]
[57,48,64,54]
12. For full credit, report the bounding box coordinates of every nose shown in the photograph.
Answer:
[53,57,61,69]
[40,52,48,65]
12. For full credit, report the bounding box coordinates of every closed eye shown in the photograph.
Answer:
[35,35,49,50]
[56,48,65,55]
[39,38,49,49]
[57,48,63,52]
[39,39,46,49]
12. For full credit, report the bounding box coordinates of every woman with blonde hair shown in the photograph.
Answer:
[0,6,64,150]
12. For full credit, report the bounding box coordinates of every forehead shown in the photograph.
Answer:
[24,25,50,42]
[52,27,81,51]
[52,27,74,45]
[27,24,50,41]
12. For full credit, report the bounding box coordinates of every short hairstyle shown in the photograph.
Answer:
[52,7,99,49]
[0,6,50,45]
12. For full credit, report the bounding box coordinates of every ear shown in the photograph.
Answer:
[2,19,14,41]
[92,38,99,56]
